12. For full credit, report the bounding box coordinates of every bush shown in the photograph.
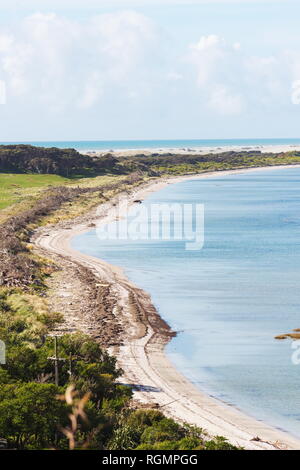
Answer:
[0,382,68,449]
[205,436,239,450]
[141,418,184,445]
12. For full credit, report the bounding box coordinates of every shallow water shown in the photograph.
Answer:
[72,167,300,437]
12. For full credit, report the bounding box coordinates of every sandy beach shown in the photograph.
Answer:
[83,143,300,158]
[33,165,300,451]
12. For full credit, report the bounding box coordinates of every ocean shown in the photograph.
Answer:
[72,167,300,437]
[2,138,300,152]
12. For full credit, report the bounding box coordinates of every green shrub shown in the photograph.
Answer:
[141,418,184,444]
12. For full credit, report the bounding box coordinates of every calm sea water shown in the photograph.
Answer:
[2,138,300,151]
[72,167,300,437]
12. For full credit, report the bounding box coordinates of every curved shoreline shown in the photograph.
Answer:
[33,165,300,450]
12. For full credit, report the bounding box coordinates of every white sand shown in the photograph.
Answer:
[82,143,300,157]
[34,165,300,450]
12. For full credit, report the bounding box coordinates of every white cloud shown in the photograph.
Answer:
[291,80,300,105]
[78,72,104,109]
[0,34,14,53]
[209,85,243,115]
[0,11,159,109]
[185,32,300,114]
[0,80,6,104]
[191,34,222,51]
[89,11,157,81]
[187,34,228,86]
[287,50,300,105]
[0,7,299,139]
[244,55,283,101]
[233,42,241,51]
[185,34,246,114]
[245,55,278,75]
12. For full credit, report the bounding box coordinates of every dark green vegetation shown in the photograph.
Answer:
[1,144,300,179]
[118,150,300,175]
[0,145,104,177]
[0,292,238,450]
[0,144,152,177]
[0,144,245,450]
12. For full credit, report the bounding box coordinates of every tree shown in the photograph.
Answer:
[0,383,68,449]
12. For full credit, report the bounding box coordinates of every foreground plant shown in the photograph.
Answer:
[58,384,91,450]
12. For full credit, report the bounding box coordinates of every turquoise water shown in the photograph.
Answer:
[2,138,300,151]
[72,167,300,437]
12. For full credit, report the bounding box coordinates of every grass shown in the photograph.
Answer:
[3,151,300,225]
[0,173,130,223]
[0,173,125,210]
[0,174,71,210]
[153,156,300,176]
[2,152,300,217]
[39,174,139,225]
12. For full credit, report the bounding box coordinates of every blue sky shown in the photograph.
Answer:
[0,0,300,141]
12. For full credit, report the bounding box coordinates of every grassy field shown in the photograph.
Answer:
[0,172,134,223]
[3,151,300,222]
[0,174,72,210]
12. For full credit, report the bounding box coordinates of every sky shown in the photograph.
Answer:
[0,0,300,141]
